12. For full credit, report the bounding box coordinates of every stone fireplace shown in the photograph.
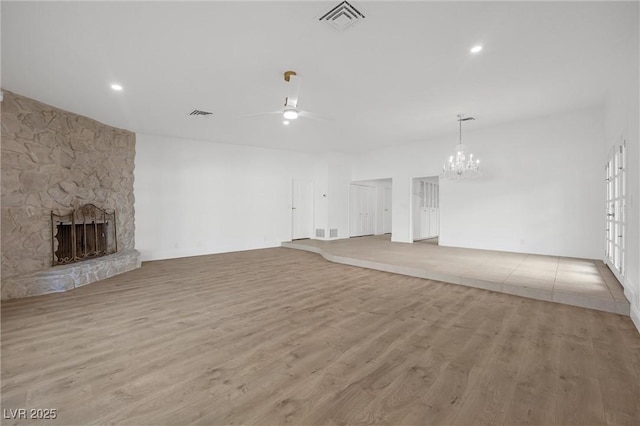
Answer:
[1,90,141,300]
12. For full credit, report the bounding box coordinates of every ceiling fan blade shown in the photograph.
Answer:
[299,110,333,121]
[240,110,282,119]
[286,75,302,108]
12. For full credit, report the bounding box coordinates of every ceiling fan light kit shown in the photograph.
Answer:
[283,107,298,120]
[242,70,329,123]
[441,114,482,180]
[282,71,301,120]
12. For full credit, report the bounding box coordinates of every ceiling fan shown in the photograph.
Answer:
[243,71,331,124]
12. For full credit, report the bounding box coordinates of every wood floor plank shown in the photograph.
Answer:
[500,301,562,425]
[589,311,640,425]
[450,299,532,425]
[1,247,639,426]
[555,305,607,425]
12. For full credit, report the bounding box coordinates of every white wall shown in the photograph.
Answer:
[604,29,639,331]
[135,133,316,261]
[327,152,353,239]
[353,107,605,259]
[313,159,329,237]
[440,109,604,258]
[310,152,352,240]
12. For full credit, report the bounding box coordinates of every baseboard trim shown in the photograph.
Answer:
[627,285,640,334]
[139,243,281,262]
[631,302,640,334]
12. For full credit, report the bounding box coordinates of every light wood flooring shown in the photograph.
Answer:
[2,248,639,425]
[284,235,630,315]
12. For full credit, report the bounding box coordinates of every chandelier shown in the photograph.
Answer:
[441,114,482,180]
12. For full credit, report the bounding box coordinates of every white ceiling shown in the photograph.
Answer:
[2,1,638,153]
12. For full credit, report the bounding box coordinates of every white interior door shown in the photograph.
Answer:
[420,188,430,239]
[383,187,392,234]
[350,184,376,237]
[364,186,376,235]
[292,179,313,240]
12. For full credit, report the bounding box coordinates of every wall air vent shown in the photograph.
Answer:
[318,1,365,31]
[316,229,326,238]
[189,110,213,116]
[330,228,338,238]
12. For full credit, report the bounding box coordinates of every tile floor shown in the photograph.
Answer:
[282,234,630,315]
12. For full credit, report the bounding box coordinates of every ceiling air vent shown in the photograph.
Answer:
[189,109,212,116]
[318,1,365,31]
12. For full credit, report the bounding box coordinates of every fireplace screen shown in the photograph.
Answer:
[51,204,117,266]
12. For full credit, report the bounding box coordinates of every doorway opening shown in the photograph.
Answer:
[412,177,440,243]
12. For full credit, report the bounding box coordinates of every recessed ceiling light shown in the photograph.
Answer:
[470,45,483,54]
[283,120,290,126]
[110,84,123,91]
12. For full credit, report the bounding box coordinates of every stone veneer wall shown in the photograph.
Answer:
[1,90,140,299]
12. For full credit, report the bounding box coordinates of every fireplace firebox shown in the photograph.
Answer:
[51,204,117,266]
